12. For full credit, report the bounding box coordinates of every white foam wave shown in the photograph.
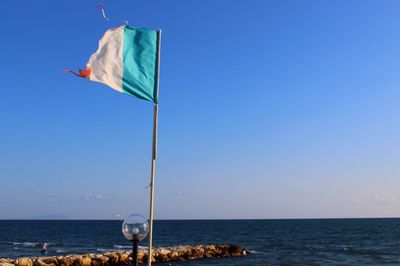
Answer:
[113,245,131,249]
[12,242,55,247]
[96,248,113,252]
[12,242,38,247]
[112,245,146,250]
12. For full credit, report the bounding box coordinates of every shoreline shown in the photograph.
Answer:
[0,244,249,266]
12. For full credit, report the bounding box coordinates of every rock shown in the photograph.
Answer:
[16,258,32,266]
[228,244,244,257]
[59,256,76,266]
[170,251,179,260]
[0,259,13,263]
[192,247,205,258]
[32,261,43,266]
[89,258,101,266]
[141,254,155,264]
[76,256,91,266]
[90,256,108,266]
[158,248,171,256]
[1,263,15,266]
[118,253,130,264]
[153,248,172,262]
[105,253,118,265]
[137,251,145,263]
[40,258,58,265]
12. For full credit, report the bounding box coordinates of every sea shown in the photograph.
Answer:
[1,219,400,265]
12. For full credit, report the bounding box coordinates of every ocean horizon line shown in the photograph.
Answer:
[1,216,400,221]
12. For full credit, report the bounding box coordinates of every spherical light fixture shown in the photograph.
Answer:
[122,214,149,265]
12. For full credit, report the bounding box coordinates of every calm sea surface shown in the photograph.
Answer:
[1,219,400,265]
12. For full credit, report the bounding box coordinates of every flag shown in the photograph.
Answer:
[67,26,160,103]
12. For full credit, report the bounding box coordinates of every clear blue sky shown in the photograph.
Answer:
[1,0,400,219]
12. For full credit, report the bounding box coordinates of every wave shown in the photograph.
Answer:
[250,250,266,255]
[112,245,131,249]
[96,248,110,252]
[12,242,38,247]
[56,249,66,253]
[11,242,56,247]
[112,245,146,250]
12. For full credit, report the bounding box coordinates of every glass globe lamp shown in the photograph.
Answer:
[122,214,149,241]
[122,214,149,266]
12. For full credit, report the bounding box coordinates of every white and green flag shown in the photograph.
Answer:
[66,25,160,103]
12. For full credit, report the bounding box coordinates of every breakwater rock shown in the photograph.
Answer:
[0,244,249,266]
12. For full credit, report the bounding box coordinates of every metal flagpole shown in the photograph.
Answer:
[147,29,161,266]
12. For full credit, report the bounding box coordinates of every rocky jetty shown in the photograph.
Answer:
[0,244,249,266]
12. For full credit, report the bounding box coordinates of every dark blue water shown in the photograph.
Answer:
[1,219,400,265]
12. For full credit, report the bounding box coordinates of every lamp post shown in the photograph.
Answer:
[122,214,149,266]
